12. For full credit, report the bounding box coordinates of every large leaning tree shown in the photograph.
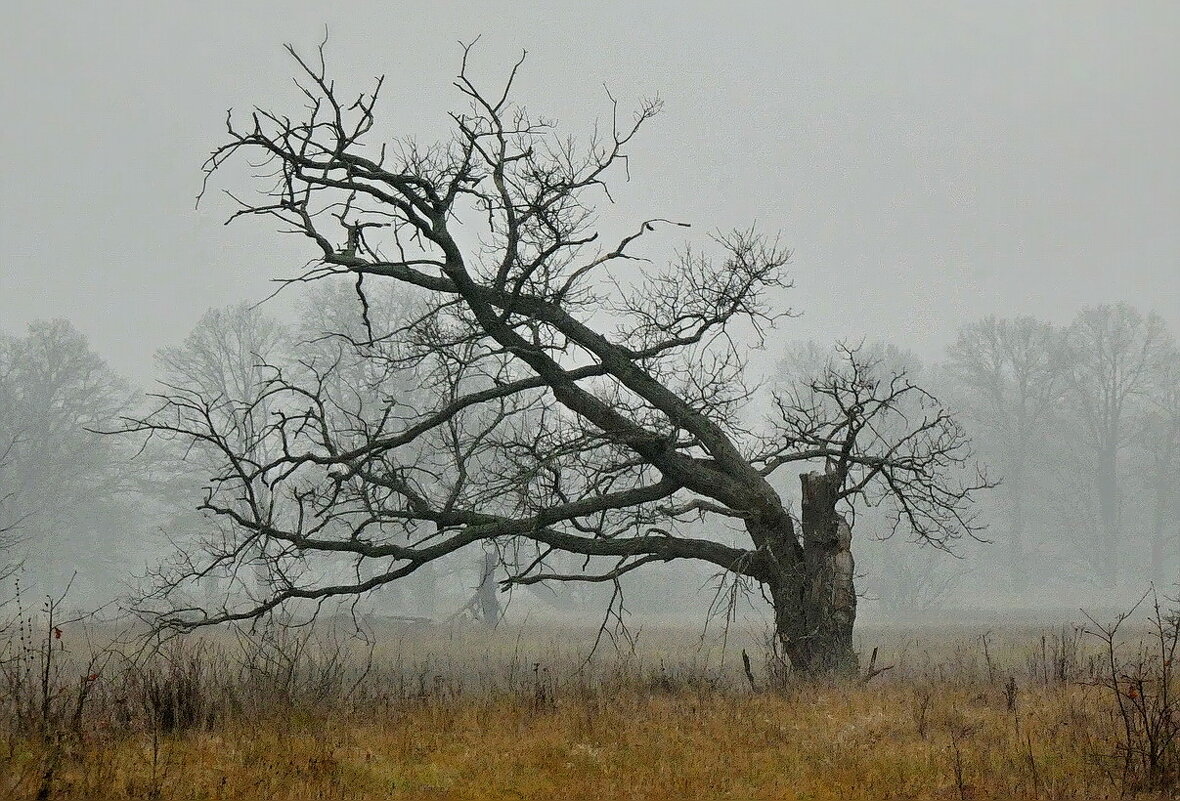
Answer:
[126,43,987,677]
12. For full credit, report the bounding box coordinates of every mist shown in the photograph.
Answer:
[8,7,1180,800]
[2,1,1179,626]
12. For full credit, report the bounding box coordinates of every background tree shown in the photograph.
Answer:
[126,43,987,676]
[148,303,290,611]
[1062,304,1172,588]
[0,320,139,600]
[0,436,22,581]
[944,316,1064,595]
[1140,347,1180,588]
[296,281,464,621]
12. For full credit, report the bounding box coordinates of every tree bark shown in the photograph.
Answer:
[762,472,858,678]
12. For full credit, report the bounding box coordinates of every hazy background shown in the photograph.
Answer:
[3,1,1178,381]
[1,2,1178,622]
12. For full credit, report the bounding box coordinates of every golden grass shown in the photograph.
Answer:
[0,620,1166,800]
[0,682,1131,800]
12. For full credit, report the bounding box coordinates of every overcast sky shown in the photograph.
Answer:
[2,1,1177,383]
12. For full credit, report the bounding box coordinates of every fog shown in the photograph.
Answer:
[2,2,1178,627]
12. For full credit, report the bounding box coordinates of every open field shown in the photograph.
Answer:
[2,615,1177,800]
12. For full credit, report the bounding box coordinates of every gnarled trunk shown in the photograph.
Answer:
[798,471,858,675]
[754,471,858,678]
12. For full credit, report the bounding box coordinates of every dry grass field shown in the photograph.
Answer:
[2,613,1178,800]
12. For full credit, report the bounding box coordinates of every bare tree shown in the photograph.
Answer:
[1140,349,1180,588]
[125,42,987,676]
[1063,304,1172,588]
[762,344,987,666]
[295,281,461,620]
[0,436,23,581]
[0,320,138,598]
[944,316,1065,594]
[148,304,290,609]
[778,341,971,618]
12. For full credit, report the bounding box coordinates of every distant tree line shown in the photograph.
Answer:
[1,300,1176,615]
[784,303,1180,612]
[944,304,1179,602]
[0,320,141,599]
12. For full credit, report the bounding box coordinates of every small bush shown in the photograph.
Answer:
[1084,589,1180,793]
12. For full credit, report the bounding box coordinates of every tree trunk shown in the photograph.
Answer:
[476,550,500,626]
[1149,434,1178,590]
[201,572,223,607]
[799,471,858,676]
[1095,447,1120,588]
[418,562,439,619]
[759,472,858,679]
[1150,474,1171,590]
[1007,460,1028,595]
[357,557,378,615]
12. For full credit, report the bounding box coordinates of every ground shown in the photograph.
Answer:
[0,617,1172,799]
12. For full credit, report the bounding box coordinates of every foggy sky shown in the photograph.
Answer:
[2,1,1178,383]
